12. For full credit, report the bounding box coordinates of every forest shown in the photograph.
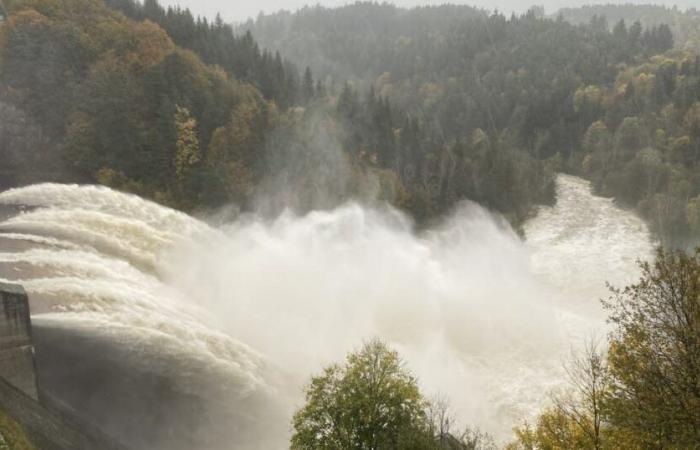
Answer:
[243,2,700,245]
[3,0,700,243]
[556,3,700,51]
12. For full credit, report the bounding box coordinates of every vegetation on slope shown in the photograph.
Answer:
[0,0,271,209]
[575,51,700,246]
[0,0,555,226]
[103,0,303,109]
[556,4,700,51]
[245,3,700,244]
[2,0,700,238]
[243,2,669,150]
[0,0,391,214]
[0,409,36,450]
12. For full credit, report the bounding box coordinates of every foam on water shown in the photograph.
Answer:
[524,174,653,313]
[0,175,654,446]
[0,183,207,235]
[0,233,85,250]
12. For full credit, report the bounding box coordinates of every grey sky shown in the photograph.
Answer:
[156,0,696,24]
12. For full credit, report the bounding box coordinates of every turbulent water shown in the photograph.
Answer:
[0,174,653,448]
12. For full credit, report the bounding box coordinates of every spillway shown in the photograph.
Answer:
[0,174,653,448]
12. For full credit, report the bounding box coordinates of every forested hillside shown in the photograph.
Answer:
[0,0,277,210]
[577,52,700,245]
[0,0,555,226]
[3,0,700,243]
[556,4,700,51]
[0,0,398,214]
[245,3,700,245]
[103,0,302,109]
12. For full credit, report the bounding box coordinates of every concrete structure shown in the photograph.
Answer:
[0,282,129,450]
[0,375,129,450]
[0,282,38,400]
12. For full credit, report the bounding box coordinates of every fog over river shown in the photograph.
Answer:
[0,174,653,449]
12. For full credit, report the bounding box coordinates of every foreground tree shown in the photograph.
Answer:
[292,340,497,449]
[512,248,700,449]
[603,248,700,448]
[508,341,608,450]
[553,341,607,450]
[291,339,432,450]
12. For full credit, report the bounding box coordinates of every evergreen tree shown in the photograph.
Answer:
[302,66,314,103]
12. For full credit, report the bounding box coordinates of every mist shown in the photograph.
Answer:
[0,174,652,448]
[163,174,653,443]
[169,201,564,434]
[156,0,697,23]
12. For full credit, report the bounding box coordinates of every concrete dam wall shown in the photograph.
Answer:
[0,282,38,401]
[0,282,128,450]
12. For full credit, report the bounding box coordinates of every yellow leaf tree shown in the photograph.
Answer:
[174,105,200,184]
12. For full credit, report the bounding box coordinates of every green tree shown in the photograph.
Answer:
[581,121,612,174]
[302,66,314,103]
[682,101,700,162]
[291,339,432,450]
[613,117,646,163]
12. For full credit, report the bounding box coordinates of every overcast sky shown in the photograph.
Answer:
[156,0,695,24]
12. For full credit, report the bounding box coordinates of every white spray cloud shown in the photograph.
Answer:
[0,174,653,446]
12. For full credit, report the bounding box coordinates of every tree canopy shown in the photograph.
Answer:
[2,0,700,241]
[244,3,700,244]
[291,340,430,450]
[510,248,700,449]
[292,340,496,450]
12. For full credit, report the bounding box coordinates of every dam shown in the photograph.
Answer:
[0,282,127,450]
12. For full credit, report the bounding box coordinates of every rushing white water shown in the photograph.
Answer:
[0,174,653,447]
[525,174,653,308]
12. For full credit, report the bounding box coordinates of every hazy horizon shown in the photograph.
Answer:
[156,0,696,24]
